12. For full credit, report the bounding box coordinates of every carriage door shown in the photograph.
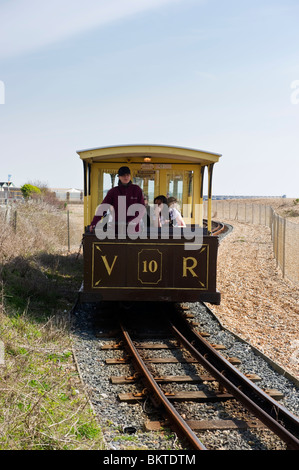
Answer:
[132,165,160,204]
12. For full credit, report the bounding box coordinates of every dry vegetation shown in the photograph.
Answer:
[0,200,104,450]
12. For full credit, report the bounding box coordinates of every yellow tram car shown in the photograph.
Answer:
[77,144,222,304]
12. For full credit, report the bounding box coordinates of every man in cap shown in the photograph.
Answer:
[90,166,145,232]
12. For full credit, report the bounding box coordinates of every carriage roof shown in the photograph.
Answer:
[77,144,221,165]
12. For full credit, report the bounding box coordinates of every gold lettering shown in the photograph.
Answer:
[101,255,118,275]
[183,257,198,277]
[149,260,158,273]
[143,260,158,273]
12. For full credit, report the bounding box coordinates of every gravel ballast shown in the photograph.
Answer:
[72,300,299,451]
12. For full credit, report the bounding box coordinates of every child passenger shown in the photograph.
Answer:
[152,195,186,228]
[153,195,168,228]
[167,197,186,227]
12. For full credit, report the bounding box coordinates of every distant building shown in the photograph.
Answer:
[205,195,286,200]
[0,181,15,189]
[51,188,83,202]
[0,182,22,201]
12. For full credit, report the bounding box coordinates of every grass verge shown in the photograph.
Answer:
[0,202,105,450]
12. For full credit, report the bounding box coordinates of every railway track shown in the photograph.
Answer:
[204,219,226,236]
[211,220,226,236]
[98,305,299,451]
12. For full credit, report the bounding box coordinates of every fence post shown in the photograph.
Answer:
[282,217,286,278]
[276,215,279,268]
[13,210,17,233]
[5,206,10,223]
[0,340,4,365]
[67,210,70,252]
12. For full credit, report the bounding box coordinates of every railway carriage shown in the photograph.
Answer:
[77,144,222,304]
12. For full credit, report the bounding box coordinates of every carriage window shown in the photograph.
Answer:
[98,169,118,203]
[167,172,183,205]
[166,170,193,218]
[133,169,159,204]
[166,171,194,205]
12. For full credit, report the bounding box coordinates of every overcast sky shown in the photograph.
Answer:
[0,0,298,196]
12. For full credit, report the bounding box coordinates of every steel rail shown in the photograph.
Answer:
[169,317,299,450]
[119,321,207,451]
[212,223,226,236]
[203,219,226,236]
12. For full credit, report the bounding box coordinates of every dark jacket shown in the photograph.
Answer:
[91,182,145,227]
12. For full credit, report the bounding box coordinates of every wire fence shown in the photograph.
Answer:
[0,203,83,255]
[205,200,299,285]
